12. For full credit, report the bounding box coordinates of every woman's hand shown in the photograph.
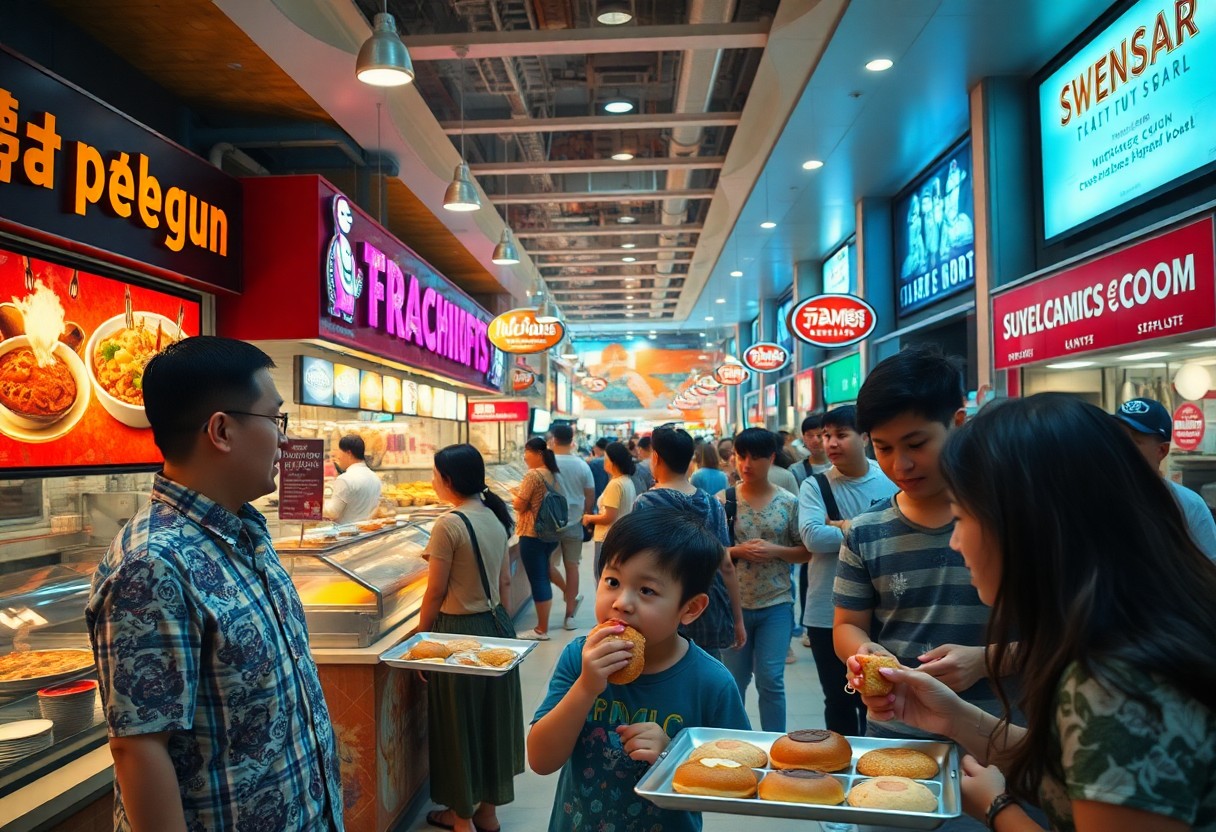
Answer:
[616,722,670,764]
[732,539,770,562]
[917,644,987,692]
[732,617,748,650]
[853,664,969,740]
[960,755,1007,823]
[575,622,635,697]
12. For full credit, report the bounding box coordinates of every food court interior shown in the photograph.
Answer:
[1,0,1214,830]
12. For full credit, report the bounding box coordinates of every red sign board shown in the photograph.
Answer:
[0,247,201,474]
[512,366,536,392]
[993,218,1216,370]
[278,439,325,520]
[795,368,816,414]
[789,294,877,348]
[1173,403,1206,451]
[468,399,530,423]
[743,342,790,373]
[715,363,750,386]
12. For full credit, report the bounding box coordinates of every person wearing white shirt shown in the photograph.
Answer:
[324,434,383,525]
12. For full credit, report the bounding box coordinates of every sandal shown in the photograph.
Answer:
[426,809,500,832]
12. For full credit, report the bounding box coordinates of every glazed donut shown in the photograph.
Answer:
[590,619,646,684]
[769,729,853,772]
[757,770,846,805]
[671,758,758,798]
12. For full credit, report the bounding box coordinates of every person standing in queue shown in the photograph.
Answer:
[586,437,611,500]
[792,414,833,488]
[87,337,344,832]
[324,434,383,524]
[690,442,729,496]
[513,437,562,641]
[582,441,637,559]
[417,444,524,832]
[549,424,595,630]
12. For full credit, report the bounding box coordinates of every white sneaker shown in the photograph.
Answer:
[564,616,577,631]
[516,628,550,641]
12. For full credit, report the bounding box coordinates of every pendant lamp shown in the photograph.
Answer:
[444,47,482,212]
[356,4,415,87]
[491,228,520,265]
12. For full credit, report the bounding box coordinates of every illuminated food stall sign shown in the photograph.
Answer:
[743,342,790,373]
[714,363,750,386]
[512,366,536,391]
[1173,402,1205,451]
[0,246,201,473]
[0,47,241,294]
[1039,0,1214,239]
[789,294,878,348]
[468,400,529,423]
[488,308,565,354]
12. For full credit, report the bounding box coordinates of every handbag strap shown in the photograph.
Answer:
[452,510,494,612]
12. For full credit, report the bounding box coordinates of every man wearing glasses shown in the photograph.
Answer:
[87,336,344,832]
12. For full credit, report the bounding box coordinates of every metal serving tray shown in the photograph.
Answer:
[635,728,960,830]
[274,521,404,555]
[380,632,538,677]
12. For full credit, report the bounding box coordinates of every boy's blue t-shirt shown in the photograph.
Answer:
[532,637,750,832]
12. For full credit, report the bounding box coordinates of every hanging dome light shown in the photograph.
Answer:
[604,99,634,114]
[443,162,481,212]
[491,229,520,265]
[356,13,415,87]
[596,0,634,25]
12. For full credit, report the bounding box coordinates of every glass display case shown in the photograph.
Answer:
[281,522,432,648]
[486,463,527,507]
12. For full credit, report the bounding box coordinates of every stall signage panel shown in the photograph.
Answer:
[823,244,852,295]
[0,48,241,292]
[512,366,536,391]
[823,353,862,406]
[278,439,324,520]
[469,400,529,423]
[1039,0,1215,239]
[319,193,495,389]
[297,356,334,406]
[993,217,1216,369]
[1173,402,1205,451]
[789,294,878,348]
[487,308,565,354]
[743,342,790,373]
[0,246,201,473]
[714,363,750,385]
[893,139,976,316]
[795,368,817,414]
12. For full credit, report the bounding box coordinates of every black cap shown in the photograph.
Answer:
[1113,398,1171,441]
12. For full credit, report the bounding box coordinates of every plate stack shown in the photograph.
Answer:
[0,719,54,767]
[38,679,99,738]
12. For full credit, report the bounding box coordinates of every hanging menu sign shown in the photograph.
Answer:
[278,439,324,520]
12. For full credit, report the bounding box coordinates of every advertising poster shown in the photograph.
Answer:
[1040,0,1215,239]
[823,244,852,295]
[572,341,721,420]
[893,139,976,317]
[0,247,201,472]
[278,439,324,520]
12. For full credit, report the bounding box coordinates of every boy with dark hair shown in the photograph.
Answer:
[797,405,898,736]
[792,414,832,487]
[635,427,745,659]
[587,437,611,499]
[529,510,749,832]
[835,347,997,764]
[632,435,655,493]
[87,337,343,831]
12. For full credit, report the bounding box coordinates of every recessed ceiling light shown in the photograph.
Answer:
[604,99,634,114]
[715,298,726,304]
[730,269,743,277]
[1046,361,1097,369]
[761,220,777,229]
[625,295,635,299]
[1117,351,1171,360]
[626,304,634,309]
[621,242,636,249]
[1191,340,1216,347]
[626,331,634,336]
[622,256,637,262]
[699,332,706,337]
[596,1,633,25]
[648,334,657,339]
[865,58,894,72]
[649,329,657,334]
[802,159,824,170]
[704,316,714,322]
[612,151,635,161]
[625,312,635,317]
[617,215,637,224]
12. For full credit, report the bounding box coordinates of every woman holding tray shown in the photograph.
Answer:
[417,443,525,832]
[853,394,1216,832]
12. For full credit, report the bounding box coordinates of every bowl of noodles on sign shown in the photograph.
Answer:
[86,312,187,429]
[0,283,91,442]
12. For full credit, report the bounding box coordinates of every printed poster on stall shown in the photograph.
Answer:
[278,439,324,520]
[0,247,202,472]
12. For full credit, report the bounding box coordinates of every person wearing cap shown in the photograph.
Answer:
[1114,397,1216,560]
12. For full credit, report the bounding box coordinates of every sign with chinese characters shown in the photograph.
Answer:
[893,138,975,316]
[488,307,565,354]
[1173,402,1205,451]
[1039,0,1214,239]
[823,352,862,406]
[789,294,878,348]
[467,399,530,423]
[743,342,790,373]
[0,47,241,293]
[714,363,750,386]
[993,217,1216,369]
[278,439,324,520]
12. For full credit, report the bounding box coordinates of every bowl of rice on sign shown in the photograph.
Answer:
[788,294,877,348]
[743,342,790,373]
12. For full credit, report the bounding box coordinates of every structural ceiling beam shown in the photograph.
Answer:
[492,189,714,205]
[470,157,725,175]
[514,224,703,238]
[441,112,743,135]
[402,23,769,60]
[551,288,680,296]
[531,246,698,256]
[541,258,691,268]
[542,273,684,281]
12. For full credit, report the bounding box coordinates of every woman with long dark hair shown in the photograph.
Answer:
[581,441,637,558]
[418,444,524,832]
[855,394,1216,831]
[512,436,562,640]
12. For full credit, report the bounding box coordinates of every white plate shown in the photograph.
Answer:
[0,719,54,741]
[0,338,91,443]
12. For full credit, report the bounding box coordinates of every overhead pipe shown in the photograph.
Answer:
[207,142,270,175]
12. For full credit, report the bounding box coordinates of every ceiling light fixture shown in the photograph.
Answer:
[802,159,824,170]
[355,3,416,87]
[625,312,635,317]
[761,172,776,229]
[715,297,726,304]
[866,58,894,72]
[730,270,743,277]
[704,316,714,322]
[443,47,481,212]
[596,0,634,25]
[621,242,636,249]
[1117,351,1171,360]
[612,151,635,161]
[490,165,520,264]
[604,99,634,114]
[622,256,637,262]
[1045,361,1097,369]
[618,215,637,224]
[625,295,635,300]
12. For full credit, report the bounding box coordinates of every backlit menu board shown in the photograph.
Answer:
[823,243,851,295]
[332,363,360,409]
[297,356,334,406]
[383,376,402,414]
[359,370,383,411]
[402,380,418,415]
[418,384,434,417]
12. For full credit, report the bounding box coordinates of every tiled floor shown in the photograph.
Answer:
[399,547,837,832]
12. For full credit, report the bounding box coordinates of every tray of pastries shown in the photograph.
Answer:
[634,728,960,829]
[0,648,95,698]
[381,632,538,677]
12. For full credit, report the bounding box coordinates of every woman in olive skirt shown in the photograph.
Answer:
[417,444,524,832]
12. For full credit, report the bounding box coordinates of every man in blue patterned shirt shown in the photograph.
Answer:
[86,337,344,832]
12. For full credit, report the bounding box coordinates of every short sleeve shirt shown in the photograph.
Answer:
[732,488,800,609]
[516,469,553,539]
[533,638,750,832]
[86,475,343,832]
[1041,660,1216,831]
[553,453,594,532]
[424,501,510,614]
[594,476,636,541]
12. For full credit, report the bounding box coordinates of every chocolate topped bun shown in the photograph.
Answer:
[769,729,853,772]
[757,769,846,805]
[671,758,758,798]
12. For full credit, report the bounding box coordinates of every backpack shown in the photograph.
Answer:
[532,471,569,542]
[724,487,739,546]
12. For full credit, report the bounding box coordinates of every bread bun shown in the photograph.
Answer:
[446,651,486,668]
[590,619,646,684]
[769,729,853,772]
[847,776,938,813]
[445,638,483,653]
[477,648,517,668]
[407,640,451,660]
[689,739,768,768]
[855,654,900,696]
[757,770,846,805]
[671,758,757,798]
[856,748,939,779]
